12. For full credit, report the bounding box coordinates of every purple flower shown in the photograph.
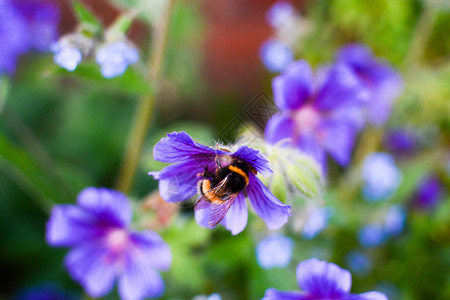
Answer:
[96,41,139,78]
[346,250,372,277]
[149,131,291,235]
[46,187,171,300]
[383,128,416,156]
[337,43,403,127]
[260,39,294,73]
[266,1,296,28]
[358,224,386,248]
[51,41,82,72]
[265,60,368,171]
[262,258,387,300]
[14,284,79,300]
[13,0,60,51]
[361,152,402,202]
[411,175,445,210]
[0,0,28,74]
[256,234,294,269]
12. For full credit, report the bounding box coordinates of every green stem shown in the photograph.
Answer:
[116,0,175,194]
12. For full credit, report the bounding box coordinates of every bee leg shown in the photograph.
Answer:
[198,166,214,178]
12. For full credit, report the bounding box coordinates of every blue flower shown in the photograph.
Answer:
[265,60,368,171]
[383,128,416,156]
[260,39,294,73]
[302,207,332,240]
[0,0,28,74]
[361,152,402,202]
[192,293,222,300]
[46,187,171,300]
[150,131,291,235]
[358,224,386,248]
[337,43,403,127]
[263,258,387,300]
[384,205,406,236]
[346,250,372,277]
[266,1,296,28]
[256,234,294,269]
[14,283,79,300]
[96,41,139,78]
[51,41,82,72]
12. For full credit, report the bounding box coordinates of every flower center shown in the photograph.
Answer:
[293,105,320,133]
[107,228,129,252]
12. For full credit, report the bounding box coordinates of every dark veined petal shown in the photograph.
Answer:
[150,159,214,202]
[129,230,172,272]
[232,146,273,177]
[315,63,369,111]
[262,288,306,300]
[246,173,291,230]
[220,193,248,235]
[264,113,295,146]
[153,131,221,163]
[118,252,165,300]
[296,258,352,298]
[76,187,132,227]
[64,240,116,298]
[46,204,101,247]
[272,60,313,111]
[319,119,358,166]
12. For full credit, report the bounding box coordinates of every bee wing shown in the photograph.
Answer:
[209,193,238,227]
[194,175,230,211]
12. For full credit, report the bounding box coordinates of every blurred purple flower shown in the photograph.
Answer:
[46,187,171,300]
[96,41,139,78]
[14,284,79,300]
[383,128,416,156]
[265,60,368,171]
[149,131,291,235]
[13,0,60,51]
[302,207,332,240]
[262,258,387,300]
[412,175,445,210]
[0,0,28,74]
[260,39,294,73]
[337,43,403,127]
[256,234,294,269]
[266,1,296,28]
[192,293,222,300]
[384,205,406,236]
[51,41,82,72]
[346,250,372,277]
[361,152,402,202]
[358,224,386,248]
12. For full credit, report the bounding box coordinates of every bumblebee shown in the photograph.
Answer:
[195,154,256,227]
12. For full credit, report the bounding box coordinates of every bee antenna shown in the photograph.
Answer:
[215,154,222,168]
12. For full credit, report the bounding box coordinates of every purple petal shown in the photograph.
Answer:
[76,187,132,227]
[220,193,248,235]
[263,288,306,300]
[367,73,402,126]
[297,133,327,173]
[118,255,165,300]
[195,206,215,229]
[65,240,116,298]
[336,44,374,69]
[272,60,313,111]
[296,258,352,298]
[246,173,291,230]
[232,146,273,177]
[320,119,357,166]
[264,113,295,145]
[315,63,368,111]
[153,131,220,163]
[150,160,211,202]
[354,291,388,300]
[130,230,172,271]
[46,205,100,247]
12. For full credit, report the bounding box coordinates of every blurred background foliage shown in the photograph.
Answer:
[0,0,449,299]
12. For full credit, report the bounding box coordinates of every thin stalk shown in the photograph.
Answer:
[116,0,175,193]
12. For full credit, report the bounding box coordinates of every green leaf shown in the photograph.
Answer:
[73,1,103,35]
